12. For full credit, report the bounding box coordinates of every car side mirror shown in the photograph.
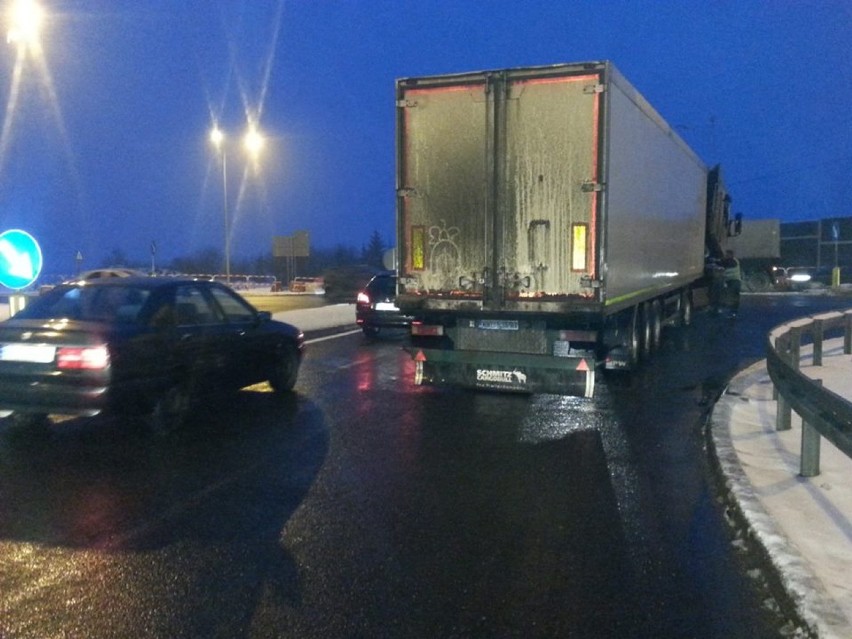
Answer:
[729,213,743,237]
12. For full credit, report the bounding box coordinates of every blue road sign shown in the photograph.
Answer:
[0,229,43,290]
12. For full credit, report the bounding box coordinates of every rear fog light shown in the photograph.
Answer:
[411,322,444,337]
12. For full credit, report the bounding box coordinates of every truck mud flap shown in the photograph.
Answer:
[407,348,595,398]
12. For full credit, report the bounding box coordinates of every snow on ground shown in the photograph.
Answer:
[711,341,852,639]
[272,303,356,332]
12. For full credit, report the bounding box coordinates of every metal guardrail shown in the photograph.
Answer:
[765,309,852,477]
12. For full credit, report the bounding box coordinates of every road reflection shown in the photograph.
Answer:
[0,391,329,637]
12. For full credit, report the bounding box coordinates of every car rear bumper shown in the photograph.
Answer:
[356,308,413,329]
[0,377,110,417]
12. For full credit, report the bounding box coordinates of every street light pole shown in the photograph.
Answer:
[210,124,264,286]
[221,147,229,285]
[209,126,230,284]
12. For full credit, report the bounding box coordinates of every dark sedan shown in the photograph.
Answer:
[0,277,304,432]
[355,272,413,337]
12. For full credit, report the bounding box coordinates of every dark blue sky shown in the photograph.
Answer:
[1,0,850,275]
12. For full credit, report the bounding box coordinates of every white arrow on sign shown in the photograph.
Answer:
[0,238,35,280]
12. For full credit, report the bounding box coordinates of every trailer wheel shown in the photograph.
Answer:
[650,300,662,351]
[640,302,654,361]
[626,307,641,369]
[680,290,693,327]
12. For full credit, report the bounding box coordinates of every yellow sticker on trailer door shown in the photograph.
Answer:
[572,223,588,271]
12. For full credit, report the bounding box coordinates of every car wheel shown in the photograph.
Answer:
[6,412,50,436]
[362,325,380,338]
[149,383,191,434]
[269,344,300,394]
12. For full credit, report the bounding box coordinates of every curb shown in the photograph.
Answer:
[708,361,851,638]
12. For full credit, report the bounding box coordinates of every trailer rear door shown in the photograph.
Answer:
[501,72,601,300]
[397,67,603,307]
[398,80,490,293]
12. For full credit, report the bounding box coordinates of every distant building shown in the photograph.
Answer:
[780,216,852,268]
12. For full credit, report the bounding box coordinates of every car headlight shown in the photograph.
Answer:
[790,273,812,283]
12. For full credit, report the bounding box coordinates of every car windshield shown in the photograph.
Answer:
[15,284,152,324]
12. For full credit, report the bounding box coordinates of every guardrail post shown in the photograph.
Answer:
[776,395,791,430]
[845,311,852,356]
[800,379,823,477]
[775,328,802,430]
[771,330,788,401]
[813,318,824,366]
[790,326,802,366]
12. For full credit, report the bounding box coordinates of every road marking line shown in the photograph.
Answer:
[306,328,361,344]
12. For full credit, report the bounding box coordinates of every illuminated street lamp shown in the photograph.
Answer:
[6,0,44,47]
[209,124,265,284]
[243,125,265,160]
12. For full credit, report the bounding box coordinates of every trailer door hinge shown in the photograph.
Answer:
[580,276,601,289]
[583,83,605,95]
[581,180,605,193]
[396,99,418,108]
[397,187,419,198]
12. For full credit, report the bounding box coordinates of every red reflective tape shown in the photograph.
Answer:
[414,350,427,362]
[576,359,589,372]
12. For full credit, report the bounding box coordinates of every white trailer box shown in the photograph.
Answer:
[395,61,714,395]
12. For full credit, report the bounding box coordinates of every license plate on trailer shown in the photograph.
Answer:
[476,319,519,331]
[0,343,57,363]
[375,302,399,311]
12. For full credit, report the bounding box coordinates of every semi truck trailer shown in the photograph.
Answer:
[728,218,782,292]
[394,61,735,397]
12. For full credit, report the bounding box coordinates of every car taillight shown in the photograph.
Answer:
[56,345,110,370]
[356,291,370,304]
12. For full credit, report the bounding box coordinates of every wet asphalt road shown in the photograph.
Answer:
[0,294,850,638]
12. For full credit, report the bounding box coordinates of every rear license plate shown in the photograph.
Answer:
[375,302,399,311]
[476,319,519,331]
[0,343,57,363]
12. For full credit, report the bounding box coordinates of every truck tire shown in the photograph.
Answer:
[640,302,654,361]
[650,300,662,351]
[744,270,772,293]
[680,290,693,327]
[625,307,641,369]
